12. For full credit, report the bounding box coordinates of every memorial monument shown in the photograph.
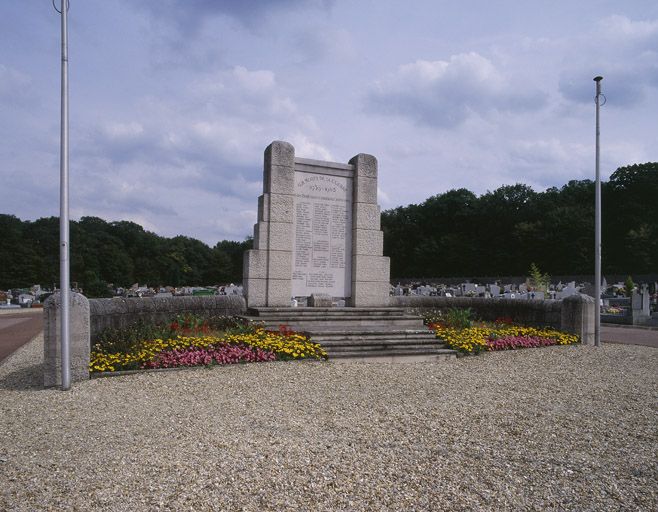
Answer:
[243,141,390,307]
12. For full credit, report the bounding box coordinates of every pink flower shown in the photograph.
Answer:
[487,336,557,351]
[142,344,276,369]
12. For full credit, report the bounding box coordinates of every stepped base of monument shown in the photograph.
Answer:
[242,307,457,362]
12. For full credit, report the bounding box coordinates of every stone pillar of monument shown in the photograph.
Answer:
[349,153,390,306]
[43,291,90,387]
[243,141,295,307]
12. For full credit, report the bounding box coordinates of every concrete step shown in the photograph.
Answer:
[246,314,422,321]
[248,307,407,317]
[319,338,442,349]
[310,330,437,342]
[244,316,425,330]
[329,346,442,354]
[329,348,457,363]
[329,346,454,355]
[241,307,457,362]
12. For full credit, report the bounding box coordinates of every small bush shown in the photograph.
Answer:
[423,308,475,329]
[444,308,473,329]
[95,320,169,355]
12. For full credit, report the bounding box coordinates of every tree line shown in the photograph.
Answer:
[381,162,658,278]
[1,162,655,295]
[0,215,251,296]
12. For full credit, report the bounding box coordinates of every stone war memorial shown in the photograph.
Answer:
[244,140,390,307]
[43,140,596,385]
[242,140,454,361]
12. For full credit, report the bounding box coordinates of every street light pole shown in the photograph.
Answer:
[57,0,71,389]
[594,76,603,348]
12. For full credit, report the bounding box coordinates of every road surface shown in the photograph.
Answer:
[601,324,658,348]
[0,309,43,362]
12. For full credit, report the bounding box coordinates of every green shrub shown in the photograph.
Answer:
[444,308,473,329]
[95,320,168,354]
[94,315,253,354]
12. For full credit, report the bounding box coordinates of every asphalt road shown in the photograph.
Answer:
[601,324,658,348]
[0,310,43,362]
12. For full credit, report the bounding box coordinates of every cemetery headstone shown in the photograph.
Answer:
[463,283,476,294]
[582,283,595,298]
[641,285,650,315]
[558,283,577,299]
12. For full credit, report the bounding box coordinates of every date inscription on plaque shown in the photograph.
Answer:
[291,172,352,298]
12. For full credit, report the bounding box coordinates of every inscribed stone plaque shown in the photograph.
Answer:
[292,171,352,298]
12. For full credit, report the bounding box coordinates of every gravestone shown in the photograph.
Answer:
[462,283,476,294]
[582,283,596,298]
[641,286,651,316]
[244,141,390,307]
[489,284,501,296]
[558,283,577,299]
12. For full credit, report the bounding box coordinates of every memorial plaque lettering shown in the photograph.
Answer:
[292,172,352,298]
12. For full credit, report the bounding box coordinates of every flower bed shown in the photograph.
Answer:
[424,309,579,355]
[430,323,579,354]
[90,319,327,373]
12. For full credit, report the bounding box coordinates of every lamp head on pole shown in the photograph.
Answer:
[593,76,603,82]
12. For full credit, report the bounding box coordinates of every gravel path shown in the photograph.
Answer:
[1,336,656,511]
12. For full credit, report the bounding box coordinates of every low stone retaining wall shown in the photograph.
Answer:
[88,295,247,342]
[43,294,246,388]
[390,296,562,328]
[389,295,594,344]
[44,293,594,388]
[601,313,632,325]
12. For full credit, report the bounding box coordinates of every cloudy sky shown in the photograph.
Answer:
[1,1,657,245]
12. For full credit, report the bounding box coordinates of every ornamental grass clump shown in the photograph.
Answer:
[90,317,327,373]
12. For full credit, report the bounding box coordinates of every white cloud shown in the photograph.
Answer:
[558,15,658,107]
[0,64,32,99]
[597,14,658,42]
[103,122,145,139]
[366,52,546,128]
[67,64,331,243]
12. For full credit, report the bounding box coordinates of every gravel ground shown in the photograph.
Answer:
[0,336,656,511]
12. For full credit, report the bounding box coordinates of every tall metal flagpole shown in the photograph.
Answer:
[594,76,603,348]
[57,0,71,389]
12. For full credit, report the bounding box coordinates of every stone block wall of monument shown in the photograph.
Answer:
[243,141,390,307]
